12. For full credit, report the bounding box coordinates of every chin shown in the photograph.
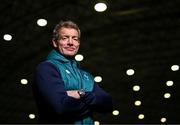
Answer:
[64,53,76,57]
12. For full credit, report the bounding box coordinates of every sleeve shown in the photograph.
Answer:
[82,83,114,113]
[33,61,90,117]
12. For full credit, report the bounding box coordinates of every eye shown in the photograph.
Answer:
[61,37,68,40]
[73,38,78,41]
[73,37,79,41]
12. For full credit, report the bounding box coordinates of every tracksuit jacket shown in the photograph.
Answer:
[32,49,113,124]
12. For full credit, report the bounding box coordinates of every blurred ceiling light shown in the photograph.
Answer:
[94,121,100,125]
[29,114,35,119]
[75,54,84,61]
[171,65,179,71]
[21,79,28,85]
[138,114,145,119]
[3,34,12,41]
[134,100,141,106]
[133,85,140,91]
[37,19,47,27]
[112,110,119,116]
[126,69,135,76]
[166,80,173,86]
[94,76,102,82]
[160,117,167,123]
[94,2,107,12]
[164,93,171,99]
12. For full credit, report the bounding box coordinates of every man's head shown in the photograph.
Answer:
[52,20,81,57]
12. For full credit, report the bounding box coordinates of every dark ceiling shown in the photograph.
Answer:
[0,0,180,124]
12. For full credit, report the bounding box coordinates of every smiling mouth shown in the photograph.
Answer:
[65,47,75,51]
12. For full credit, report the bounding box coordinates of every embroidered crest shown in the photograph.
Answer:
[65,69,71,74]
[84,74,89,80]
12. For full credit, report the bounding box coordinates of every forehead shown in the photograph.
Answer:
[59,27,78,36]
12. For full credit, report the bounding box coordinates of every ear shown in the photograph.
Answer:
[52,41,58,48]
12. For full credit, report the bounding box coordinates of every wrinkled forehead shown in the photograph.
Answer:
[59,27,79,37]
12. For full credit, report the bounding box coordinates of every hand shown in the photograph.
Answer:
[66,90,80,99]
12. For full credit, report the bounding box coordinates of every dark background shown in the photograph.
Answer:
[0,0,180,124]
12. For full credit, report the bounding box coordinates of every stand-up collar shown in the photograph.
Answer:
[47,49,79,67]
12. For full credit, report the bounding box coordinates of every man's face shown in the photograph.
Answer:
[53,27,80,56]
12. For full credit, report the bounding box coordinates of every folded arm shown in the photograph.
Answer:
[82,84,114,113]
[33,62,90,117]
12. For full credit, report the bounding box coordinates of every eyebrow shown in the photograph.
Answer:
[61,35,79,38]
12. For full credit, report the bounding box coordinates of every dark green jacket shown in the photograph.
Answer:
[33,49,113,124]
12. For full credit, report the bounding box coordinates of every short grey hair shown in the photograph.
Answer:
[52,20,81,42]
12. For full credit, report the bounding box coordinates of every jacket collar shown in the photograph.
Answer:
[47,49,79,66]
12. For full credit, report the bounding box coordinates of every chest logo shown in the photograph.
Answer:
[84,74,89,80]
[65,69,71,74]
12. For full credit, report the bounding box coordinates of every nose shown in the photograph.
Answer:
[67,37,73,45]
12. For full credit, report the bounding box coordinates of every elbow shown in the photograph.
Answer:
[51,101,67,114]
[50,96,71,114]
[90,93,113,113]
[52,96,82,115]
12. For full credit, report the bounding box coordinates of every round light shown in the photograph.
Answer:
[112,110,119,116]
[160,117,167,123]
[138,114,145,119]
[133,85,140,91]
[171,65,179,71]
[134,100,141,106]
[94,3,107,12]
[126,69,135,76]
[166,80,173,86]
[75,54,84,61]
[29,114,35,119]
[21,79,28,85]
[164,93,171,98]
[3,34,12,41]
[94,121,100,125]
[37,19,47,27]
[94,76,102,83]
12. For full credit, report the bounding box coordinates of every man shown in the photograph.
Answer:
[33,20,113,124]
